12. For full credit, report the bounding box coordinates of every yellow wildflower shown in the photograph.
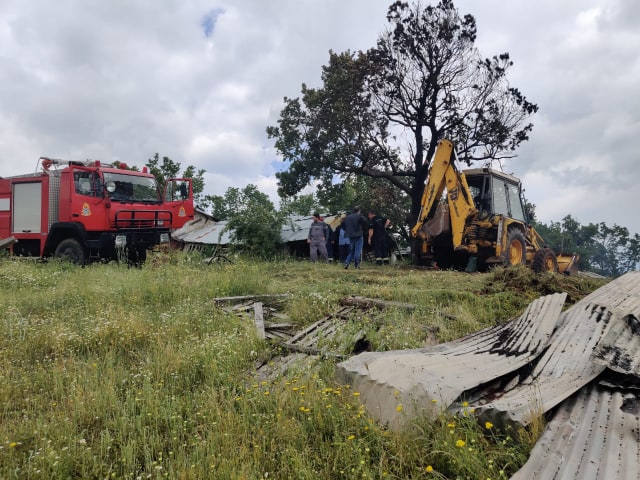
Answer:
[347,435,355,441]
[456,439,466,448]
[426,465,433,473]
[485,421,494,429]
[396,404,403,412]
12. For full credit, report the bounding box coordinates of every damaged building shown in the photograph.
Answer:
[171,212,345,258]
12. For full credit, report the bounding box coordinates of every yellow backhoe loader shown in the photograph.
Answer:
[411,139,578,274]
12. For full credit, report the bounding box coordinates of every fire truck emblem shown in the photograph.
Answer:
[179,206,186,217]
[81,203,92,216]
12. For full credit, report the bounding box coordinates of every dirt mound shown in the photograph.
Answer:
[482,266,608,305]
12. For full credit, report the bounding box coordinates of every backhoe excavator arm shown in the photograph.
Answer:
[411,139,477,249]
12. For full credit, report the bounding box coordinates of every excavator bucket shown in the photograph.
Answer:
[557,254,579,276]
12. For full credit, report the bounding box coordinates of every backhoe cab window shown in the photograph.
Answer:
[467,175,491,212]
[103,173,161,203]
[491,177,525,221]
[506,183,525,221]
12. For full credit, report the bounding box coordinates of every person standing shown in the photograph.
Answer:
[337,220,350,262]
[343,206,369,269]
[307,213,329,262]
[320,216,334,262]
[368,210,391,265]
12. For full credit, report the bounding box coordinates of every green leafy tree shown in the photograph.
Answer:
[315,176,410,239]
[267,0,537,220]
[215,185,285,258]
[146,154,206,205]
[590,223,640,277]
[535,215,640,276]
[279,194,318,217]
[203,193,229,221]
[146,154,180,187]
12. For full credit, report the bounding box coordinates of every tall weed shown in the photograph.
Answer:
[0,256,601,479]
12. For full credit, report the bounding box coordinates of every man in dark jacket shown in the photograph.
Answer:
[368,210,391,265]
[307,213,329,262]
[343,206,369,269]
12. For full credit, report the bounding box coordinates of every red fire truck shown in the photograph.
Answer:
[0,158,194,265]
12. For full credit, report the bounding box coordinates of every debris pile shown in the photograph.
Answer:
[215,294,414,381]
[336,271,640,479]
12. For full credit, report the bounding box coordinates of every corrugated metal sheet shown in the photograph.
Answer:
[172,214,344,245]
[334,271,640,478]
[171,217,233,244]
[511,384,640,480]
[335,292,567,429]
[591,313,640,376]
[280,215,317,243]
[474,272,640,428]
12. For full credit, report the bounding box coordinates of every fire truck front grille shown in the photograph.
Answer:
[114,210,172,230]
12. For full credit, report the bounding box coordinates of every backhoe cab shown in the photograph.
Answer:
[411,139,578,274]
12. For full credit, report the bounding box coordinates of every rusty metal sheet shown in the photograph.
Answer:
[335,292,567,429]
[510,384,640,480]
[474,271,640,428]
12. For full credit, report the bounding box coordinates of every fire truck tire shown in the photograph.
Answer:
[502,228,526,266]
[55,238,86,265]
[127,247,147,267]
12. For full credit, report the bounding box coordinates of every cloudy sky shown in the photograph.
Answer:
[1,0,638,235]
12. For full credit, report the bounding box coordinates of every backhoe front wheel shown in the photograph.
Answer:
[503,228,526,266]
[532,247,558,273]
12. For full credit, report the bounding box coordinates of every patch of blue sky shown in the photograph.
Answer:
[201,8,225,38]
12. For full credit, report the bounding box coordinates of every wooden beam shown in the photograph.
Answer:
[254,302,265,339]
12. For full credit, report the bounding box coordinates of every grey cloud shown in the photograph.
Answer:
[0,0,638,235]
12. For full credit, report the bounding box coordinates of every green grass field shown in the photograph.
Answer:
[0,253,605,479]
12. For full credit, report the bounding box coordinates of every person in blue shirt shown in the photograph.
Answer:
[336,219,350,262]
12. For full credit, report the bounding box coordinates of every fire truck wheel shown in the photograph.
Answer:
[127,247,147,267]
[55,239,86,265]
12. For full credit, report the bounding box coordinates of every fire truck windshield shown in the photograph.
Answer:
[103,172,161,203]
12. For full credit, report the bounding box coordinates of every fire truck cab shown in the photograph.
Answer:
[0,158,194,265]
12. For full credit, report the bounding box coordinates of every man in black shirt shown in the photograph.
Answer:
[368,210,391,265]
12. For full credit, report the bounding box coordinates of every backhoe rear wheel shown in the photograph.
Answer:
[532,247,558,273]
[503,228,526,266]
